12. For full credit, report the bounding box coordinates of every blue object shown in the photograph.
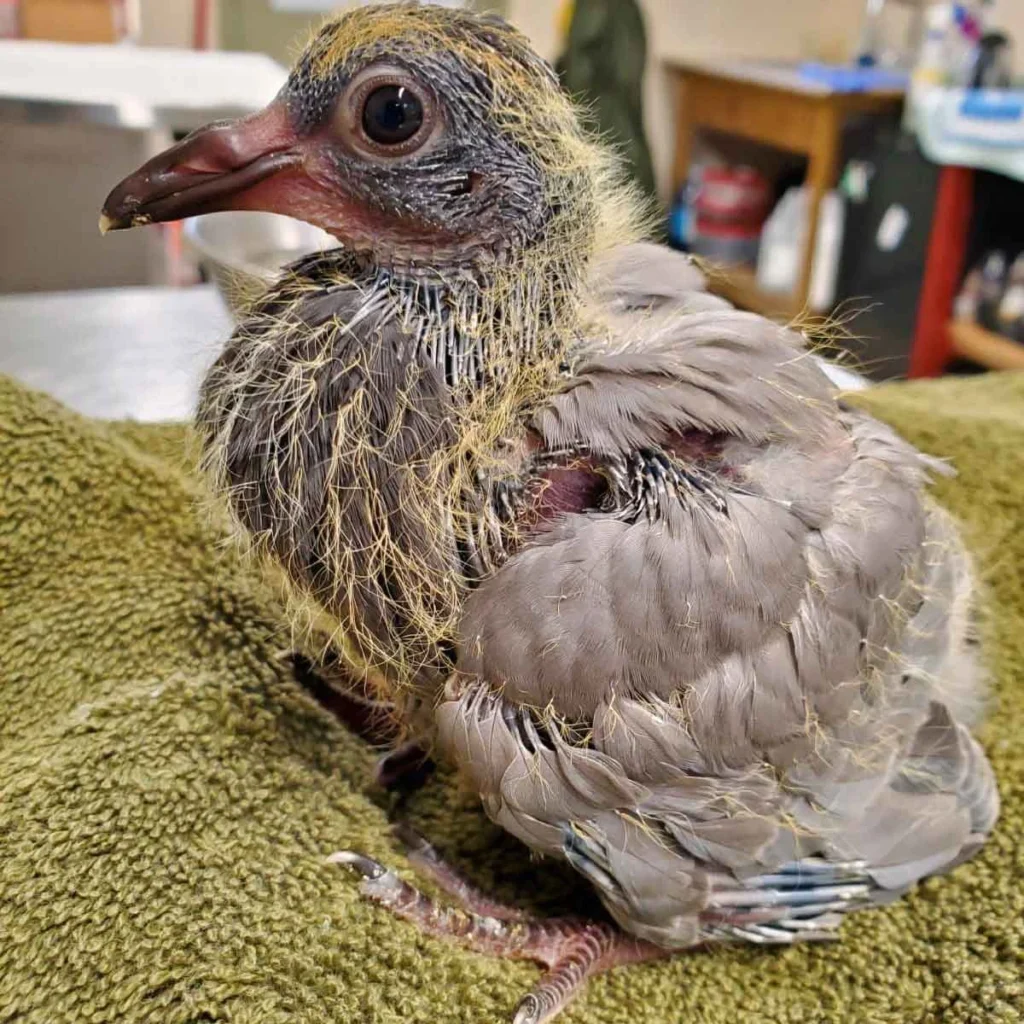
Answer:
[668,188,699,251]
[799,62,909,93]
[913,87,1024,182]
[959,91,1024,122]
[667,169,703,251]
[667,201,690,250]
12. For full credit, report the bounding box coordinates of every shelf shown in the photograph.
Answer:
[948,319,1024,371]
[706,263,803,321]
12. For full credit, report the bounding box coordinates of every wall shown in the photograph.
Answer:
[218,0,317,63]
[138,0,194,48]
[507,0,830,197]
[509,0,1024,198]
[813,0,1024,65]
[218,0,505,65]
[137,0,319,56]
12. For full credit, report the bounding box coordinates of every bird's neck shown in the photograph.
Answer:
[341,247,586,394]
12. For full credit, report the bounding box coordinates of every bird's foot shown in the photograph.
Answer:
[328,830,665,1024]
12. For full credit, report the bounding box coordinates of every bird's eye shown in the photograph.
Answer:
[337,68,439,160]
[362,85,424,146]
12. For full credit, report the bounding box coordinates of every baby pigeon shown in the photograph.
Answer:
[101,5,999,1023]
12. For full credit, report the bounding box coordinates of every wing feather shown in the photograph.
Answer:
[438,242,997,948]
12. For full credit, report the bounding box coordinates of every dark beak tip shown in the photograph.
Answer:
[99,175,155,234]
[98,179,135,234]
[97,103,303,235]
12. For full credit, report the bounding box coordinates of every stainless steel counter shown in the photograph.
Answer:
[0,286,233,421]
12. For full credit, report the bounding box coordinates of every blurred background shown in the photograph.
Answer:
[1,0,1023,420]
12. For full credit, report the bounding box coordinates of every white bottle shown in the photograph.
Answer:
[809,191,846,312]
[757,187,845,309]
[905,3,955,132]
[997,254,1024,342]
[757,188,806,296]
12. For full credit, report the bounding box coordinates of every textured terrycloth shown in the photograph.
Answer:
[0,369,1021,1024]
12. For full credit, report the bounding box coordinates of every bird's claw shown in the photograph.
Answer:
[512,994,543,1024]
[326,849,388,881]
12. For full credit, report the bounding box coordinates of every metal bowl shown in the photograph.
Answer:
[183,211,336,319]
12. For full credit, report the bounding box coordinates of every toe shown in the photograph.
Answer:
[512,994,544,1024]
[390,822,432,856]
[326,850,388,880]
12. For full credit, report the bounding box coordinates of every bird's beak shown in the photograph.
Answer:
[99,100,308,233]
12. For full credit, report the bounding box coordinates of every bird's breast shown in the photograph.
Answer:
[196,283,466,688]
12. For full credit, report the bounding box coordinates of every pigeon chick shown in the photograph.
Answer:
[101,4,999,1023]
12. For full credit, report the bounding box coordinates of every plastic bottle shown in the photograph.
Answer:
[756,187,845,309]
[757,188,805,295]
[954,266,984,321]
[809,191,845,312]
[691,166,770,266]
[668,165,703,252]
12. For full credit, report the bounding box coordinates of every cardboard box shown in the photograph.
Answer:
[20,0,127,44]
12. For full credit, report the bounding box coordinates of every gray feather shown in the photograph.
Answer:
[437,241,998,950]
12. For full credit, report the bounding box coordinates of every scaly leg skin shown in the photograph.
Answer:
[328,831,666,1024]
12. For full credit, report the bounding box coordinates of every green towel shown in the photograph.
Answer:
[1,371,1022,1024]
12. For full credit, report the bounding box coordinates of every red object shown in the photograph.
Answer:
[193,0,210,50]
[692,218,762,241]
[696,166,772,230]
[908,165,975,378]
[0,0,19,39]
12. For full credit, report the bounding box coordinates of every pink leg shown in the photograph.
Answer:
[390,824,533,922]
[328,837,666,1024]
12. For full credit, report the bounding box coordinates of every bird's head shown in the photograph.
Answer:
[101,2,631,277]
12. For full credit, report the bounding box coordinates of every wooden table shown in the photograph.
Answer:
[667,59,904,318]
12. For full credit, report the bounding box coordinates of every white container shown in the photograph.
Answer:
[809,191,845,312]
[757,188,805,296]
[756,187,845,311]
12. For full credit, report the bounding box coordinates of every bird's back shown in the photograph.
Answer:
[438,242,998,947]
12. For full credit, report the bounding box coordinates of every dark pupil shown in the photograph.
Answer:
[362,85,424,145]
